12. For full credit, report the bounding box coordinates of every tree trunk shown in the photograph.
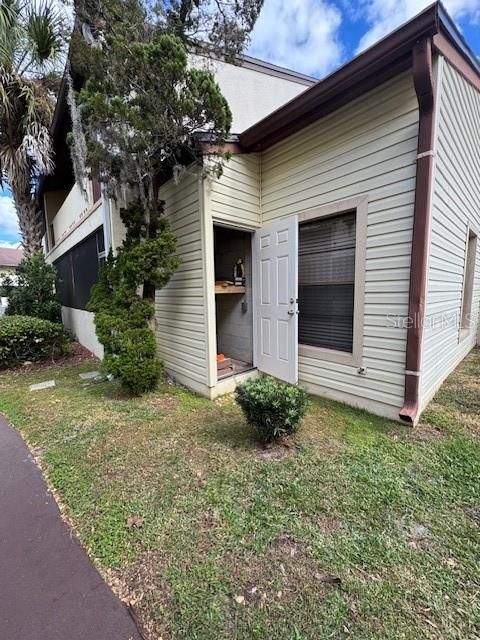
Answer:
[13,190,43,255]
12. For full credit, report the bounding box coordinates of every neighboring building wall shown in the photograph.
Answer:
[207,154,261,229]
[420,59,480,407]
[259,73,419,420]
[192,56,313,133]
[156,173,212,393]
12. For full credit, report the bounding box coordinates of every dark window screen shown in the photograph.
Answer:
[54,227,104,310]
[298,211,356,353]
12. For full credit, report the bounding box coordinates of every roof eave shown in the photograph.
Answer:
[437,2,480,75]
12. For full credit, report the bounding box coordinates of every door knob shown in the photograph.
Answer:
[287,309,295,315]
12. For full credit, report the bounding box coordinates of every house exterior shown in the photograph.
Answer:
[39,55,314,356]
[42,3,480,425]
[0,247,23,314]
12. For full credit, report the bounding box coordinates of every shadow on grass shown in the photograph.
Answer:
[195,406,259,451]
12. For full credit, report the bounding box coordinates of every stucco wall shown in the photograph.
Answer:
[191,55,312,134]
[61,306,103,358]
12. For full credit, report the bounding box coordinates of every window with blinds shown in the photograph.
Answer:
[298,211,356,353]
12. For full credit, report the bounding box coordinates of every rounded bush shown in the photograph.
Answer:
[235,376,309,443]
[0,315,68,368]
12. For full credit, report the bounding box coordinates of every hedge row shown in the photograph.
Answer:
[0,315,69,369]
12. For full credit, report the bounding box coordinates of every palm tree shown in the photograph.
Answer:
[0,0,67,254]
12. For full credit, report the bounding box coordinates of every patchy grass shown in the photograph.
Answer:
[0,350,479,640]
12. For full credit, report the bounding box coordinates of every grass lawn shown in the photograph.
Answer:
[0,350,479,640]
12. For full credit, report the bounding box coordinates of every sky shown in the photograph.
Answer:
[1,0,479,247]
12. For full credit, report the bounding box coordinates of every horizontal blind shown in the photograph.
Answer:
[299,211,356,352]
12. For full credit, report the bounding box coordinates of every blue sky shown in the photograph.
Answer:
[1,0,479,247]
[0,187,20,248]
[248,0,480,78]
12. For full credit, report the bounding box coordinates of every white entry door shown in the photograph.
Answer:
[253,216,298,383]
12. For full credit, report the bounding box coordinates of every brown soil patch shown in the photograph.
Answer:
[7,341,98,373]
[256,438,298,461]
[270,534,300,558]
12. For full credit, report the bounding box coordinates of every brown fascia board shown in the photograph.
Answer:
[239,3,442,151]
[433,33,480,91]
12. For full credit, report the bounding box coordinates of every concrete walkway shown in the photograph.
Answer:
[0,415,143,640]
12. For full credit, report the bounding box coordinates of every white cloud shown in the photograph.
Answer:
[248,0,344,78]
[0,194,20,239]
[357,0,480,53]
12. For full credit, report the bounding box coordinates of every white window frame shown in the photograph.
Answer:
[459,223,478,343]
[297,195,368,367]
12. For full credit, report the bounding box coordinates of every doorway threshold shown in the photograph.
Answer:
[212,366,258,399]
[217,358,255,380]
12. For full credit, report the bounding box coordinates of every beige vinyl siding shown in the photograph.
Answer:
[420,59,480,407]
[207,154,261,229]
[156,173,210,388]
[260,73,419,419]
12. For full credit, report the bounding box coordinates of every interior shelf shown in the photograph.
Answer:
[215,283,246,294]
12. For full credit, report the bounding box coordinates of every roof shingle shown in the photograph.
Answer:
[0,247,23,268]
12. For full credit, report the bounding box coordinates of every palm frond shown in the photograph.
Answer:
[23,0,66,72]
[0,0,21,67]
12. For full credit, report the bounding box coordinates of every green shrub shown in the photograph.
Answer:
[0,315,69,368]
[103,327,161,395]
[235,376,309,443]
[2,252,61,323]
[88,200,180,395]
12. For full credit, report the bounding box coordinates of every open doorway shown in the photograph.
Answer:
[214,225,255,380]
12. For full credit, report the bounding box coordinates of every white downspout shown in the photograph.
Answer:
[101,186,112,253]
